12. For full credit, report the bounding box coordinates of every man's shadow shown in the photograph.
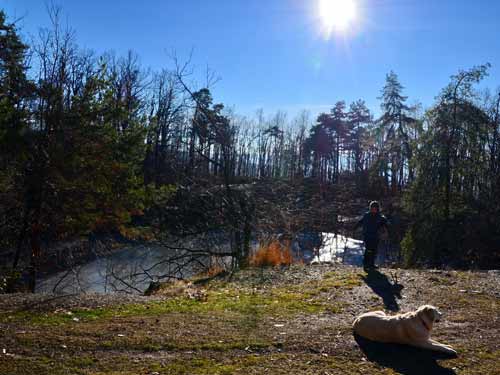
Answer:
[354,334,457,375]
[362,268,403,311]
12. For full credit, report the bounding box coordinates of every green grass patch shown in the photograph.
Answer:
[294,270,363,298]
[98,338,272,352]
[160,358,237,375]
[1,283,334,327]
[0,356,86,375]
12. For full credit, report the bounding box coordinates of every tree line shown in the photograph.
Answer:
[1,7,499,291]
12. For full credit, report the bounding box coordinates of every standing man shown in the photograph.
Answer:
[354,201,388,270]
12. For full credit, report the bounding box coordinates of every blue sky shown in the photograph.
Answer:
[2,0,500,119]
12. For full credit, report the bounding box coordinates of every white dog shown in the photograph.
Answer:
[353,305,457,356]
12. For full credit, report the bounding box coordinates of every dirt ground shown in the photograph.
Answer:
[0,265,499,375]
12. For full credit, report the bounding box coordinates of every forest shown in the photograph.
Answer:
[1,6,499,294]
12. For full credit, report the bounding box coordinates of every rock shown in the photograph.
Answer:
[144,281,162,296]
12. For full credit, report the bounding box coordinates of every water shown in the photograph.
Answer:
[305,233,398,266]
[36,244,200,294]
[36,233,396,294]
[306,233,365,264]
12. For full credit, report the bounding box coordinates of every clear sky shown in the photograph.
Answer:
[2,0,500,119]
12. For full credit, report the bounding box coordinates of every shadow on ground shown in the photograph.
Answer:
[354,334,457,375]
[362,268,404,311]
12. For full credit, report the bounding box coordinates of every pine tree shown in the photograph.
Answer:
[378,71,413,192]
[347,100,371,176]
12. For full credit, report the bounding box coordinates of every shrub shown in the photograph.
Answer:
[249,240,293,267]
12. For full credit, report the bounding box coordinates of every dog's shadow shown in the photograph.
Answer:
[362,269,404,311]
[354,334,457,375]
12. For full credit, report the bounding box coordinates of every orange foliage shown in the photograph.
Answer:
[250,240,294,267]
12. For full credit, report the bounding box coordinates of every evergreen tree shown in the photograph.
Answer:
[378,71,414,192]
[347,100,371,176]
[402,65,498,267]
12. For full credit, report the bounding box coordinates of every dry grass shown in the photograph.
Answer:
[0,265,498,375]
[249,240,294,267]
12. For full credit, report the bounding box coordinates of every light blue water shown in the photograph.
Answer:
[37,234,396,294]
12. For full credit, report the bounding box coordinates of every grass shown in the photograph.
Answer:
[0,265,498,374]
[1,285,332,327]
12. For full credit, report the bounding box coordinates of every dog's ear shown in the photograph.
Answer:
[421,305,439,322]
[417,305,430,318]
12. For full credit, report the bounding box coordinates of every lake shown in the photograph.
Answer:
[36,233,396,294]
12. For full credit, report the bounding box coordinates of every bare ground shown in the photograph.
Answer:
[0,265,499,375]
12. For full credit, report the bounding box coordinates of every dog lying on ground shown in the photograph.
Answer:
[353,305,457,356]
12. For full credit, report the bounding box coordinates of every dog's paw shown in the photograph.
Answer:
[441,347,458,359]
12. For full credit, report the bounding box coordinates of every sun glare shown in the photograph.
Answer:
[319,0,357,36]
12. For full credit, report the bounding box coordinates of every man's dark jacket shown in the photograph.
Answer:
[355,212,388,241]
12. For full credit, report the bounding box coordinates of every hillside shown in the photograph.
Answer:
[0,265,498,375]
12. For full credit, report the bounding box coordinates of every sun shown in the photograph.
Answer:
[319,0,357,36]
